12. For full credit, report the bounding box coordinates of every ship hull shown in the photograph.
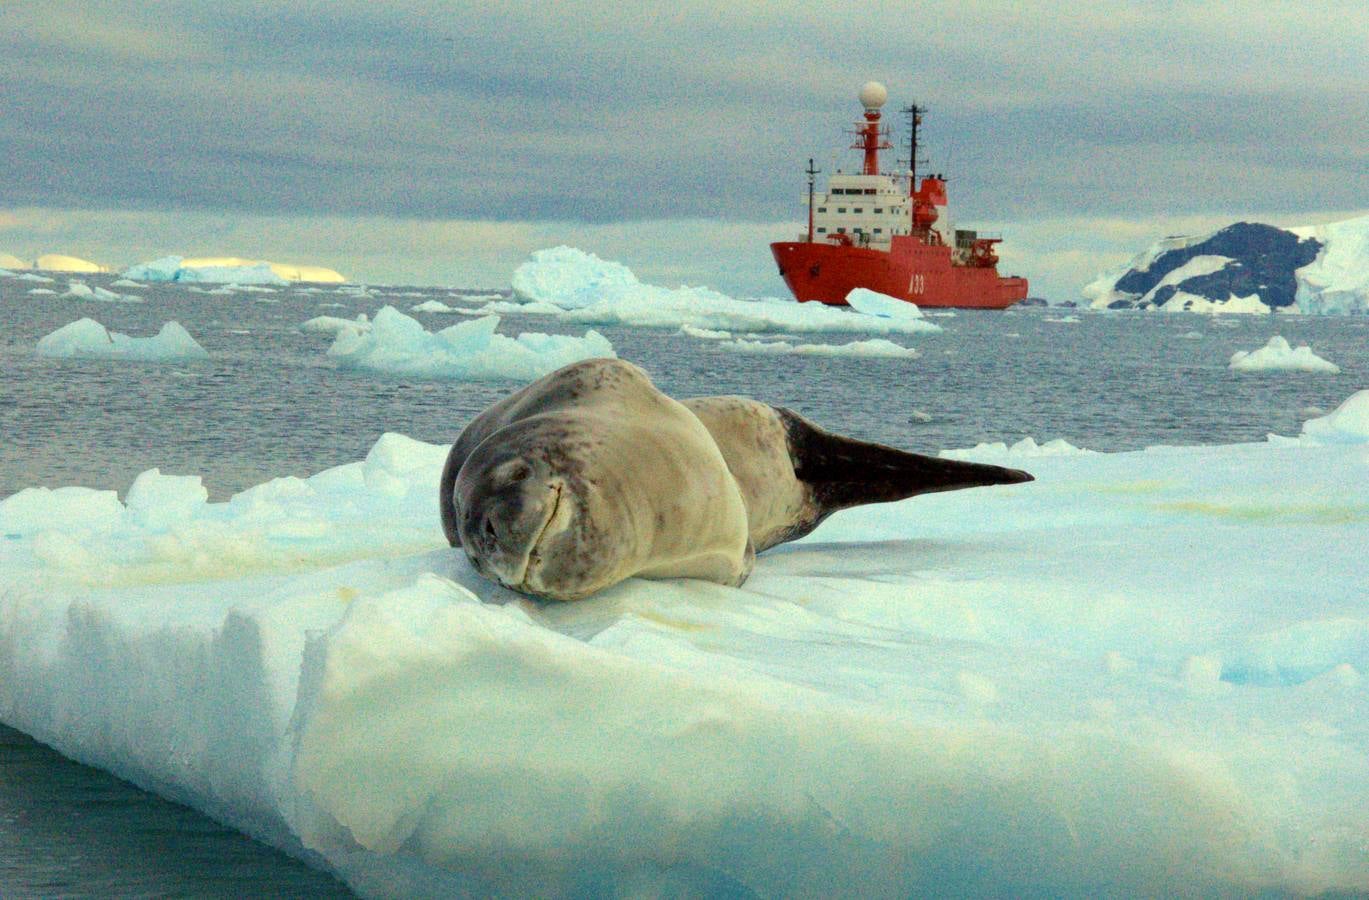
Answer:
[771,236,1027,309]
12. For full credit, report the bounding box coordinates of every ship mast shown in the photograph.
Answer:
[852,81,891,175]
[901,103,926,196]
[805,158,820,243]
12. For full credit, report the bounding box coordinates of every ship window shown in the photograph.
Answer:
[873,228,883,234]
[854,208,863,213]
[831,188,846,195]
[816,227,827,233]
[865,189,875,195]
[837,208,846,213]
[817,207,826,213]
[836,227,846,233]
[874,208,883,214]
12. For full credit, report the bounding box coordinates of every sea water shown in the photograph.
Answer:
[1,272,1364,894]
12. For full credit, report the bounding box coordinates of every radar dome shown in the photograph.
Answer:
[858,81,888,110]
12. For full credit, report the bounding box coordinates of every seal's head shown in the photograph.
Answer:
[451,416,623,601]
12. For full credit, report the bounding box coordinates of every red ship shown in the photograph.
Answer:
[771,82,1028,309]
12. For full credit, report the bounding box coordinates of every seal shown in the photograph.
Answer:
[439,358,753,601]
[441,358,1034,601]
[682,395,1033,552]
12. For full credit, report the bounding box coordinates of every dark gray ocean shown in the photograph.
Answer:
[1,271,1365,895]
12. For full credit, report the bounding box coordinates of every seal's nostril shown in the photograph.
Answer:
[484,518,497,542]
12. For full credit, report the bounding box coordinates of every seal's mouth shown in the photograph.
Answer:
[511,481,563,591]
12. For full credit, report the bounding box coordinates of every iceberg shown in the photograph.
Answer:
[326,306,614,381]
[508,245,942,335]
[124,255,346,285]
[35,253,109,273]
[1296,389,1369,445]
[1229,335,1340,373]
[36,318,209,362]
[0,252,28,270]
[301,313,371,337]
[59,280,143,303]
[1,405,1367,897]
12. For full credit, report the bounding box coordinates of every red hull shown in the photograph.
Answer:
[771,236,1027,309]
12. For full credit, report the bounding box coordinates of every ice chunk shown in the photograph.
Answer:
[508,246,941,335]
[326,306,614,381]
[36,318,209,362]
[1298,390,1369,444]
[124,469,209,530]
[59,280,142,303]
[1229,336,1340,373]
[845,287,925,320]
[940,436,1094,460]
[715,337,920,358]
[301,313,371,336]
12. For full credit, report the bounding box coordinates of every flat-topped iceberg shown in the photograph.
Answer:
[36,318,208,362]
[508,245,942,335]
[1229,335,1340,373]
[1,394,1367,897]
[326,305,614,381]
[125,255,346,285]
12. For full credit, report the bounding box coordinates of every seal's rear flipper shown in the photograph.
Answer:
[778,407,1033,518]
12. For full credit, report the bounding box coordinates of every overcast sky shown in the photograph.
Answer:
[3,1,1366,299]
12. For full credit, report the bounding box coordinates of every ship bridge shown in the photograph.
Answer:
[806,174,912,247]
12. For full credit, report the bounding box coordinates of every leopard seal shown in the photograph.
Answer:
[440,358,753,601]
[440,358,1033,601]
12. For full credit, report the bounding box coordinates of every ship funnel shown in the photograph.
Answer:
[858,81,887,111]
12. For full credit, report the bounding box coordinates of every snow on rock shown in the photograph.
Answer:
[1229,336,1340,373]
[1,427,1367,897]
[326,305,614,381]
[845,287,925,320]
[36,318,209,362]
[124,255,346,285]
[508,245,942,335]
[59,280,143,303]
[1087,216,1369,315]
[35,253,108,273]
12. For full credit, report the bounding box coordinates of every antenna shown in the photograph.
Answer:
[806,158,821,243]
[901,103,928,192]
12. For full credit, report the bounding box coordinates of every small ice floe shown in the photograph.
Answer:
[1229,336,1339,373]
[61,280,143,303]
[36,318,208,362]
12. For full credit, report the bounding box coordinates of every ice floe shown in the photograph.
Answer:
[1,397,1367,896]
[36,318,209,362]
[1229,335,1340,373]
[325,306,614,381]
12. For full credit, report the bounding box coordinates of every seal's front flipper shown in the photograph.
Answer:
[778,406,1033,519]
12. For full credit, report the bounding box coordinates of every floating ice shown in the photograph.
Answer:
[326,305,614,381]
[1296,390,1369,444]
[940,436,1094,460]
[0,252,28,270]
[36,318,209,362]
[1,413,1367,896]
[59,280,142,303]
[124,255,345,285]
[844,287,925,320]
[410,300,454,313]
[508,245,942,335]
[302,313,371,336]
[1229,335,1340,373]
[715,337,920,358]
[36,253,106,273]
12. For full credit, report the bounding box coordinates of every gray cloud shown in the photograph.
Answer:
[2,1,1365,296]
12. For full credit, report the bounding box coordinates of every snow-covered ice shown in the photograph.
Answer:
[1229,335,1341,373]
[2,390,1368,896]
[844,287,925,320]
[940,436,1095,461]
[124,255,346,286]
[59,280,143,303]
[410,300,455,313]
[714,336,920,358]
[508,246,942,335]
[325,306,614,381]
[36,318,209,362]
[301,313,371,337]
